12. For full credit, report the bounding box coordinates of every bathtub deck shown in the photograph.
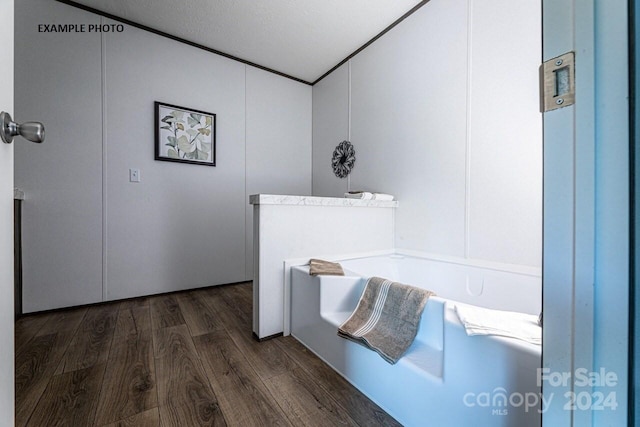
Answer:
[291,257,542,427]
[15,282,401,426]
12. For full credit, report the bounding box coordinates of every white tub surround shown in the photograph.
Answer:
[291,253,541,426]
[250,194,397,339]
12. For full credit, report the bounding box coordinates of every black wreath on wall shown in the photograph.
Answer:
[332,140,356,178]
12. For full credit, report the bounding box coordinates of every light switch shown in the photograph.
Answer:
[129,168,140,182]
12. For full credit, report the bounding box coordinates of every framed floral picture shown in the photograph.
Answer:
[154,101,216,166]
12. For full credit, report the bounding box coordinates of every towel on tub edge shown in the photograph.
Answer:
[309,259,344,276]
[454,304,541,345]
[338,276,435,364]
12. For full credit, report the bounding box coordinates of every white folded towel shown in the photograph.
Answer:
[372,193,394,201]
[345,191,374,200]
[345,192,394,201]
[455,304,541,345]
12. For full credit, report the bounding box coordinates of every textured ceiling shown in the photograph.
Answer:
[67,0,423,83]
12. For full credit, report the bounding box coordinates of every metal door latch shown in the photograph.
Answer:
[541,52,575,112]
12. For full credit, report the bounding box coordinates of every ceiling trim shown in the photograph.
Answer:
[54,0,430,86]
[55,0,314,85]
[312,0,430,85]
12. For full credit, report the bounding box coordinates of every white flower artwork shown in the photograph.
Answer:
[155,102,216,166]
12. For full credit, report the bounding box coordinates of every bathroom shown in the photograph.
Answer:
[5,0,631,425]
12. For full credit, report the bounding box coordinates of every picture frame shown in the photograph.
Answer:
[154,101,216,166]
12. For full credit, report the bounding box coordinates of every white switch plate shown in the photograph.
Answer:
[129,168,140,182]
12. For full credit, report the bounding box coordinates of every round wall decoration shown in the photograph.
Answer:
[331,140,356,178]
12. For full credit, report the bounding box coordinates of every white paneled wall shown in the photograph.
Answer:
[245,67,313,278]
[15,0,104,312]
[311,64,350,197]
[104,22,249,300]
[312,0,542,268]
[15,0,312,311]
[466,0,542,266]
[350,0,469,258]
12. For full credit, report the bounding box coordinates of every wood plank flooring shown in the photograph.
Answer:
[15,282,401,426]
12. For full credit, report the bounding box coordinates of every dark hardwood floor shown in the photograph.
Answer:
[15,282,401,426]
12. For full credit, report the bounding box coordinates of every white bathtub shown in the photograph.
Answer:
[290,253,542,427]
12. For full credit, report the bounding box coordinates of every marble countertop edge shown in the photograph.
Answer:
[249,194,398,208]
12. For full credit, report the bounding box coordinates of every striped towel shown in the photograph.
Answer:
[309,259,344,276]
[338,277,434,364]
